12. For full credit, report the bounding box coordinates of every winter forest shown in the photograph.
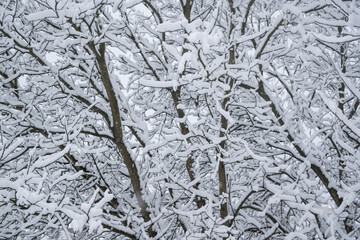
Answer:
[1,0,360,239]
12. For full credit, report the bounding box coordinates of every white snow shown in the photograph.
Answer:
[27,9,57,21]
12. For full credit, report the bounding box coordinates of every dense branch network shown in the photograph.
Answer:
[0,0,360,239]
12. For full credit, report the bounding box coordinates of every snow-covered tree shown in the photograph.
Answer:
[1,0,360,239]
